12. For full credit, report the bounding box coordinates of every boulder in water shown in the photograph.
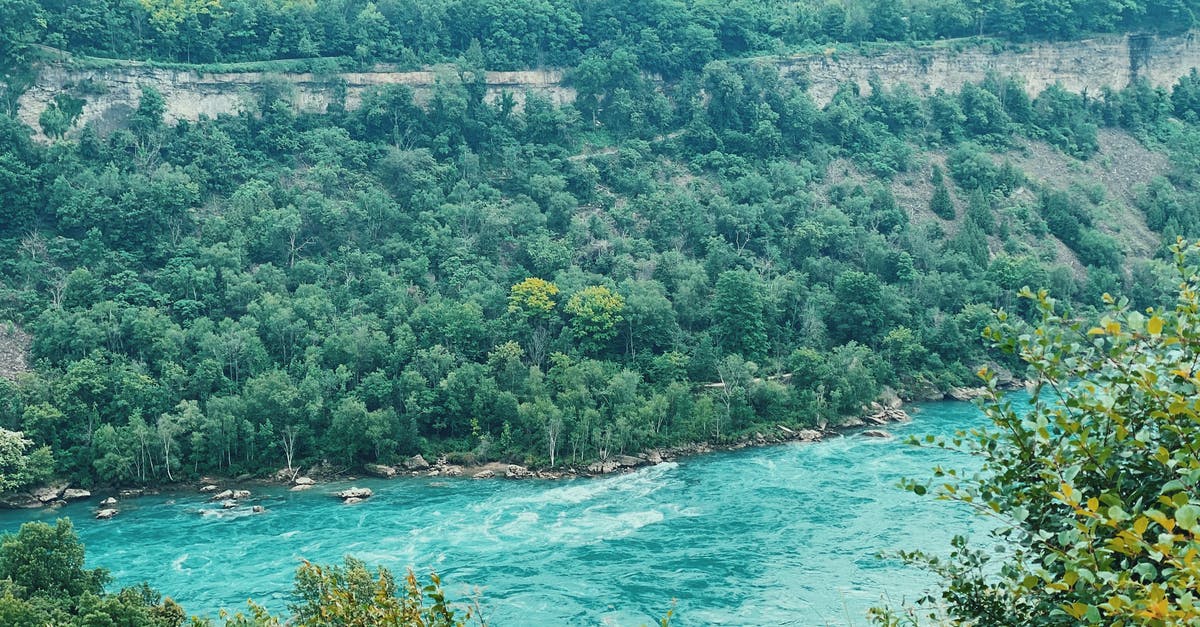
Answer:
[210,490,233,501]
[364,463,397,478]
[862,429,892,438]
[290,484,313,491]
[336,487,372,500]
[252,505,265,513]
[200,484,219,493]
[343,497,364,505]
[472,469,495,479]
[443,465,463,477]
[100,496,118,507]
[118,488,144,498]
[95,508,118,520]
[221,500,239,509]
[293,476,315,486]
[232,489,251,499]
[62,488,91,501]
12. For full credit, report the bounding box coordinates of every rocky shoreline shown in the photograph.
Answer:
[2,385,1005,513]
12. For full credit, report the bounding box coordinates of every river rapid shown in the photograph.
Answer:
[0,398,1003,625]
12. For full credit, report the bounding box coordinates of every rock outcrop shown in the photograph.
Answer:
[32,483,68,504]
[18,31,1200,141]
[402,454,430,470]
[364,463,397,478]
[505,465,533,479]
[62,488,91,501]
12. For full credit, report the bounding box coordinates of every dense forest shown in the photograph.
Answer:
[1,0,1199,72]
[1,0,1200,495]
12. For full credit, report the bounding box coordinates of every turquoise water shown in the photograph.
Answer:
[0,399,1001,625]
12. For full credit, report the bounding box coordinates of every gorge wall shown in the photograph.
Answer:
[16,30,1200,139]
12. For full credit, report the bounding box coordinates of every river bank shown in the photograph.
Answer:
[0,397,999,623]
[1,383,1011,515]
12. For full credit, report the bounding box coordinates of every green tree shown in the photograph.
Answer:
[712,270,768,360]
[0,428,53,494]
[564,286,625,354]
[0,519,105,598]
[929,167,956,220]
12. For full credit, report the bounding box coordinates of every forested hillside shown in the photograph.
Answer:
[2,1,1200,493]
[4,0,1199,72]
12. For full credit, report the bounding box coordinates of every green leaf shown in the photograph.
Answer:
[1176,504,1200,531]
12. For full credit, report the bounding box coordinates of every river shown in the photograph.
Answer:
[0,398,1002,625]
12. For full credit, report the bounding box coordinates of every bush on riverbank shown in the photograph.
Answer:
[875,239,1200,625]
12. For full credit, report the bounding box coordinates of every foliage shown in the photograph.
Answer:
[564,286,625,354]
[507,278,559,321]
[286,558,477,627]
[0,519,184,626]
[874,239,1200,625]
[0,428,53,493]
[2,8,1200,488]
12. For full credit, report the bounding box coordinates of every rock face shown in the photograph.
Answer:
[19,31,1200,142]
[61,488,91,501]
[472,469,495,479]
[336,487,372,500]
[364,463,397,478]
[95,508,118,519]
[18,65,574,141]
[403,454,430,470]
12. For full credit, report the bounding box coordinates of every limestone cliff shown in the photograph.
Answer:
[15,30,1200,140]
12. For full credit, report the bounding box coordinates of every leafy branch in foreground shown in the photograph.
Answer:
[209,558,482,627]
[873,239,1200,625]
